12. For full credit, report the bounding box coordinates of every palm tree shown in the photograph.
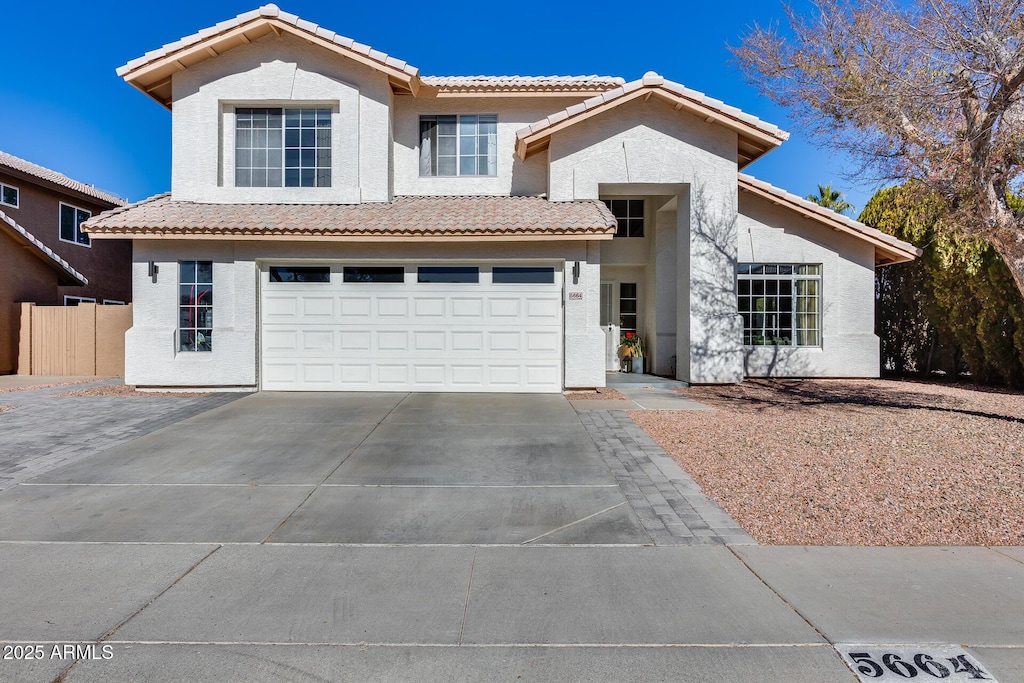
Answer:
[807,183,854,215]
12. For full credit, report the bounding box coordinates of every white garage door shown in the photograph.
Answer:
[260,263,563,392]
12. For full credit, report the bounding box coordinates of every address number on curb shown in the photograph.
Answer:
[838,645,996,682]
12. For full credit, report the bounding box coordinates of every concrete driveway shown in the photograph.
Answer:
[1,391,1022,682]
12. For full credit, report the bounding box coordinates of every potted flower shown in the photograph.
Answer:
[620,331,645,374]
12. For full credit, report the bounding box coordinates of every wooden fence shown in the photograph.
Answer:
[17,303,131,376]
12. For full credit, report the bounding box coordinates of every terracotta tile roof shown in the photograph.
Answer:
[119,4,419,78]
[0,209,87,286]
[118,4,421,107]
[516,72,789,167]
[83,194,618,240]
[738,173,922,265]
[421,75,625,93]
[0,151,127,207]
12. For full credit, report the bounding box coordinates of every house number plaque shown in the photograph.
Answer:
[838,645,996,681]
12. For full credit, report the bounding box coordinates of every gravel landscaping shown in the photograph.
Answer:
[630,379,1024,546]
[53,384,212,397]
[0,378,105,395]
[564,387,629,400]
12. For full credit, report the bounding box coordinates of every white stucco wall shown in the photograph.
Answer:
[171,32,393,204]
[549,97,744,383]
[124,238,606,389]
[392,97,588,197]
[737,193,880,377]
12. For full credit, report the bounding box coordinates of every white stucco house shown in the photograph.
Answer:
[85,4,920,393]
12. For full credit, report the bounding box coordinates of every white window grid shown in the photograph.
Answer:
[419,114,497,177]
[235,108,331,188]
[737,264,821,347]
[0,182,18,208]
[619,282,638,333]
[179,261,213,352]
[59,202,91,247]
[604,199,645,237]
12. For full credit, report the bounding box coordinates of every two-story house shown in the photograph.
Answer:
[84,4,919,392]
[0,152,130,374]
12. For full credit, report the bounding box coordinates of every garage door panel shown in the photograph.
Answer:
[413,331,446,352]
[488,331,521,352]
[261,264,562,392]
[302,297,335,318]
[451,331,484,352]
[377,297,409,317]
[340,331,371,351]
[302,364,335,384]
[340,298,371,317]
[414,298,446,317]
[301,330,335,352]
[451,298,483,318]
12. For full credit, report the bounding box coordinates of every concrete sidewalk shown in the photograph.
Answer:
[0,544,1021,682]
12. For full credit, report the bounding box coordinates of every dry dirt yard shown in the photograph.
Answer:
[631,379,1024,546]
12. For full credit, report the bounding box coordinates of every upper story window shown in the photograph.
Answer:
[419,114,497,177]
[0,182,18,208]
[59,202,91,247]
[604,199,645,238]
[235,108,332,188]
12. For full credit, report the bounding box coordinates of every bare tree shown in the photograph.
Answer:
[732,0,1024,298]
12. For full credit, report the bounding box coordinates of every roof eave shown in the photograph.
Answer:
[119,14,421,109]
[737,177,922,266]
[0,211,88,286]
[515,85,787,166]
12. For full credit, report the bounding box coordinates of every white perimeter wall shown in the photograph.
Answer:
[737,192,880,377]
[125,239,605,389]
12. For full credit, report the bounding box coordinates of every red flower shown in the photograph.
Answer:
[625,332,636,338]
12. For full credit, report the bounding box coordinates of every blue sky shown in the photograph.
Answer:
[0,0,876,213]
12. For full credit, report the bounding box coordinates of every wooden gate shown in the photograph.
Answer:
[17,302,132,376]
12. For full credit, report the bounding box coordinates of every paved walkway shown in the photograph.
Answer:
[0,379,243,491]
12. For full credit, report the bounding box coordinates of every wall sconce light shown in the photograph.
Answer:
[149,261,159,282]
[572,261,580,285]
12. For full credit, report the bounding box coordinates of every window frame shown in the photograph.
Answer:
[0,182,19,208]
[234,107,333,189]
[491,266,556,285]
[63,296,96,306]
[179,260,214,353]
[618,282,638,333]
[603,198,645,238]
[417,266,480,284]
[269,266,331,283]
[419,114,498,177]
[58,202,92,248]
[342,266,406,284]
[737,263,822,348]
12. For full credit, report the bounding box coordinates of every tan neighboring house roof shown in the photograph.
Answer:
[83,194,618,241]
[0,151,127,207]
[738,174,921,265]
[515,72,790,168]
[0,209,87,286]
[419,75,625,97]
[117,3,422,108]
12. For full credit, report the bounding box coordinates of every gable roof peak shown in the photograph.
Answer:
[119,5,421,108]
[641,71,664,86]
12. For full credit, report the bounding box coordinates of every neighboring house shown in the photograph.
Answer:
[0,152,130,374]
[85,4,920,392]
